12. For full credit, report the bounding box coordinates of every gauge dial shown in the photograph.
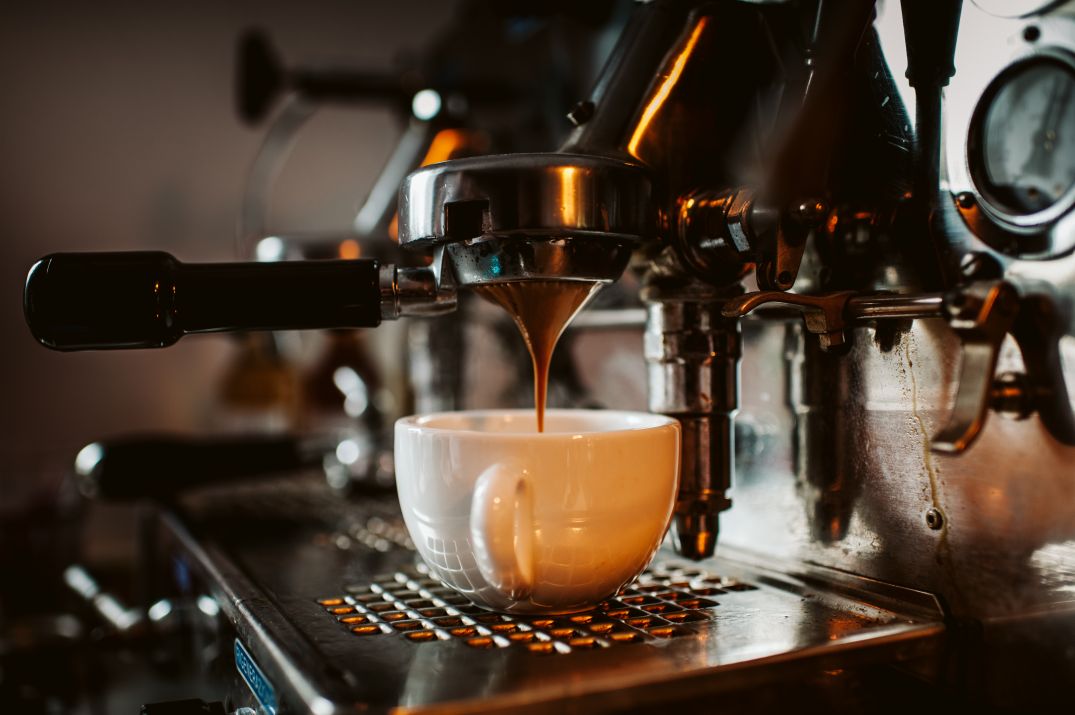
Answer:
[976,58,1075,216]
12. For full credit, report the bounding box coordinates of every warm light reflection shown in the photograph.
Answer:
[559,166,578,226]
[421,129,470,167]
[338,239,361,259]
[389,128,476,242]
[387,214,399,243]
[826,614,862,641]
[627,16,710,158]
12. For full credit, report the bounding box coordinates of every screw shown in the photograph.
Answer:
[925,508,944,530]
[956,192,975,209]
[792,198,828,225]
[959,251,1002,281]
[567,100,595,127]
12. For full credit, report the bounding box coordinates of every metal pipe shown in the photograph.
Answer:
[847,293,944,320]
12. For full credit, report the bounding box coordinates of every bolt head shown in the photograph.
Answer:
[959,252,1002,281]
[926,508,944,530]
[567,100,595,127]
[793,198,828,224]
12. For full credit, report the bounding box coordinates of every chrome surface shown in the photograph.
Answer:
[932,281,1021,453]
[443,235,633,286]
[397,152,651,288]
[397,153,653,248]
[378,265,456,320]
[644,291,739,560]
[722,315,1075,700]
[946,7,1075,258]
[848,293,946,321]
[724,291,947,354]
[165,476,943,715]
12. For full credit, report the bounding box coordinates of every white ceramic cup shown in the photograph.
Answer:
[394,409,680,614]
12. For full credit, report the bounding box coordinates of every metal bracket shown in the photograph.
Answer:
[934,282,1075,453]
[722,291,858,352]
[932,281,1020,453]
[724,282,1075,455]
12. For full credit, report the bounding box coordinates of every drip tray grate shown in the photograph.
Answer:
[316,560,758,655]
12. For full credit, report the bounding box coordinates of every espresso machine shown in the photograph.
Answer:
[18,0,1075,712]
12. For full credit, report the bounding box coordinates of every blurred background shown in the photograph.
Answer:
[0,3,457,708]
[0,0,457,482]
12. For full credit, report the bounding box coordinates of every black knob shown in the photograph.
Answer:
[25,252,183,350]
[236,30,285,124]
[24,252,383,351]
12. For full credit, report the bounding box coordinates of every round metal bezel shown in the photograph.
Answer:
[967,50,1075,230]
[946,12,1075,259]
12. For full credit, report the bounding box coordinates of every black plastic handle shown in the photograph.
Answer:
[74,434,319,500]
[24,252,382,350]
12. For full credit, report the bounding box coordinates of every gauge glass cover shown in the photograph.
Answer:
[976,58,1075,217]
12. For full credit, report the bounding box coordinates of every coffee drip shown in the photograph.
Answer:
[474,280,602,432]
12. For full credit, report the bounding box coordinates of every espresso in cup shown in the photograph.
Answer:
[394,409,680,613]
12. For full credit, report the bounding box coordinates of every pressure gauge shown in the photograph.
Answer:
[953,42,1075,259]
[972,57,1075,217]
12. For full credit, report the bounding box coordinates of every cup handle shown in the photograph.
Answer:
[470,463,534,601]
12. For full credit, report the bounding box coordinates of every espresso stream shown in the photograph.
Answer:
[474,280,602,432]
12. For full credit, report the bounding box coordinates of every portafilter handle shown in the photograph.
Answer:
[24,251,451,351]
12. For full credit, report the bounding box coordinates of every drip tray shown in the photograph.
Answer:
[321,562,748,651]
[167,479,945,715]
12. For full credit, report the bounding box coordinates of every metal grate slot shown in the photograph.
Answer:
[317,560,763,655]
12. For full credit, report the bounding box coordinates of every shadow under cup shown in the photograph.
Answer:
[394,409,681,614]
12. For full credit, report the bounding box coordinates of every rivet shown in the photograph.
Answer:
[566,100,595,127]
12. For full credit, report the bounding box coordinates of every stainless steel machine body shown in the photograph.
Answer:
[394,0,1075,704]
[19,0,1075,711]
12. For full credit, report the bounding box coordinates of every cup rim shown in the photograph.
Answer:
[396,408,678,438]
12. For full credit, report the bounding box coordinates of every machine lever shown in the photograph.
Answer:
[932,281,1020,453]
[722,290,857,352]
[933,282,1075,452]
[722,289,946,352]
